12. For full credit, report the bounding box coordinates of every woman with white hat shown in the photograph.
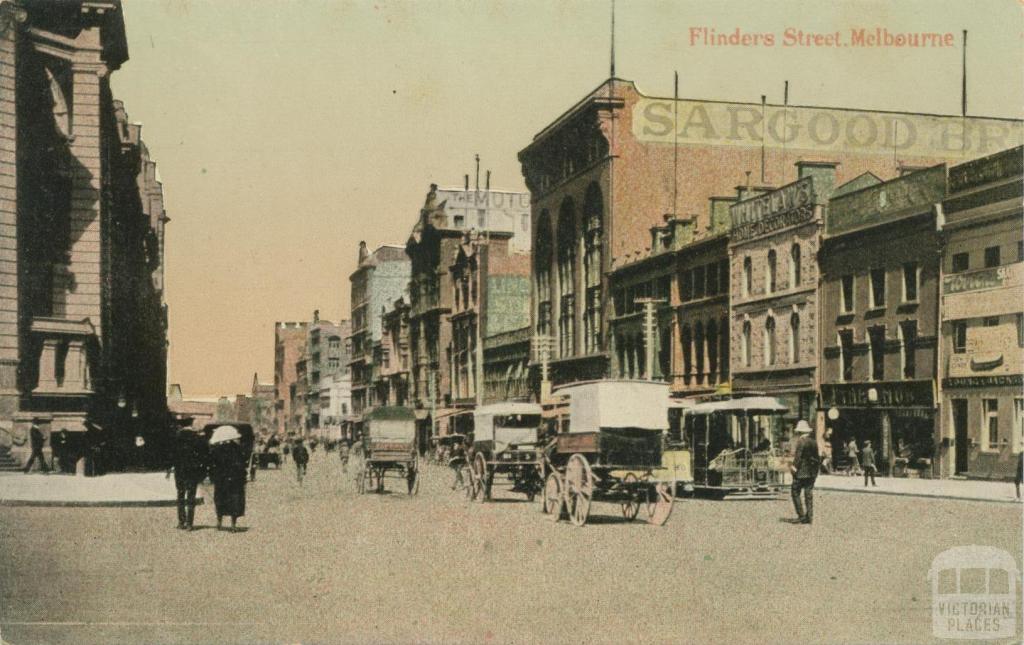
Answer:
[208,425,247,532]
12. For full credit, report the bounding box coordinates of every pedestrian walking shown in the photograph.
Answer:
[292,439,309,484]
[338,440,350,473]
[861,440,878,487]
[208,426,248,532]
[21,422,50,474]
[789,420,819,525]
[282,440,290,464]
[1014,450,1022,500]
[845,439,860,476]
[167,426,209,531]
[819,429,834,474]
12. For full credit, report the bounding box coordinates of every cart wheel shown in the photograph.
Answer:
[473,453,488,503]
[466,464,478,501]
[646,481,675,526]
[565,454,593,527]
[543,471,564,520]
[620,473,640,521]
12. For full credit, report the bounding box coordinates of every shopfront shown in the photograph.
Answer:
[942,375,1023,480]
[821,380,938,477]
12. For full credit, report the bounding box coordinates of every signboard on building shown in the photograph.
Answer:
[948,145,1024,193]
[943,374,1023,388]
[942,264,1024,319]
[820,380,935,408]
[826,165,945,236]
[633,99,1024,159]
[729,176,817,242]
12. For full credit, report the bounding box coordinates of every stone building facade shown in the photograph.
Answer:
[273,321,306,435]
[730,164,837,424]
[820,165,946,477]
[519,77,1023,398]
[939,146,1023,479]
[1,1,171,469]
[347,242,410,434]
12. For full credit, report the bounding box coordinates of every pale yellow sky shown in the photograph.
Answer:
[109,0,1024,398]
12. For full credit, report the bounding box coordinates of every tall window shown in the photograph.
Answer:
[680,269,693,301]
[706,263,718,296]
[535,210,552,339]
[707,320,719,380]
[742,321,751,368]
[869,326,886,381]
[841,275,855,313]
[952,321,968,354]
[789,312,800,364]
[870,268,886,308]
[902,263,919,302]
[682,324,692,380]
[790,243,802,288]
[839,330,854,382]
[899,320,917,379]
[952,252,969,273]
[984,246,1001,268]
[557,199,577,357]
[767,250,777,294]
[743,257,752,297]
[694,265,706,299]
[695,321,705,382]
[719,316,730,380]
[764,316,776,367]
[1014,398,1024,452]
[582,184,603,354]
[983,399,999,450]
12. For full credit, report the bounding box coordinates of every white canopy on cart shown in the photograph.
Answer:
[473,402,541,450]
[685,397,789,415]
[559,380,670,433]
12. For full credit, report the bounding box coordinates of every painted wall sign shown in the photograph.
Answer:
[948,145,1024,193]
[633,99,1023,158]
[730,175,815,229]
[826,165,946,235]
[820,380,935,408]
[943,266,1006,294]
[943,375,1023,388]
[730,203,815,242]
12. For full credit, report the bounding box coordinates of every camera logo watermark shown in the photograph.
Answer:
[928,545,1019,640]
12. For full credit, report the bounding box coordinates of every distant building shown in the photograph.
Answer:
[939,146,1023,480]
[274,322,308,434]
[433,186,532,253]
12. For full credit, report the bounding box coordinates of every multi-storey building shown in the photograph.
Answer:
[377,294,410,409]
[519,77,1023,395]
[273,321,307,435]
[939,146,1023,480]
[348,242,410,435]
[1,1,171,469]
[433,186,532,253]
[249,372,276,436]
[301,311,346,433]
[820,165,946,477]
[482,326,532,404]
[730,163,838,424]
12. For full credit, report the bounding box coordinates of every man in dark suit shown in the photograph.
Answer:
[790,420,819,524]
[22,422,50,474]
[168,426,209,530]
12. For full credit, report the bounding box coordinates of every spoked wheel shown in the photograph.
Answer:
[466,463,479,501]
[543,471,564,520]
[565,454,594,527]
[472,453,489,503]
[646,480,675,526]
[620,473,641,521]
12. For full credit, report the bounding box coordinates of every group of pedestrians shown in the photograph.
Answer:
[168,426,247,532]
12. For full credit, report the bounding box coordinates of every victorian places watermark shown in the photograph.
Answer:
[928,546,1020,640]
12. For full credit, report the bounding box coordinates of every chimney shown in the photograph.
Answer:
[358,241,368,263]
[795,160,839,197]
[464,174,469,191]
[168,383,183,402]
[485,170,491,190]
[313,309,320,323]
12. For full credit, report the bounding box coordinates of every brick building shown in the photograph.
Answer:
[433,186,532,253]
[519,77,1022,395]
[730,164,837,424]
[939,146,1024,480]
[273,321,307,435]
[1,1,171,469]
[820,165,946,477]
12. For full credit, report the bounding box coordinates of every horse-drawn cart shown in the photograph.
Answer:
[467,403,544,502]
[357,406,419,495]
[542,380,675,527]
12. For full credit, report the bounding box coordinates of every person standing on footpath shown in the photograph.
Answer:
[292,438,309,484]
[22,421,50,474]
[790,420,819,525]
[209,426,248,532]
[861,440,878,487]
[167,425,209,531]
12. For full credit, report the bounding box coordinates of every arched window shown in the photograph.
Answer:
[790,243,802,288]
[719,316,730,379]
[706,320,719,381]
[790,312,800,364]
[694,321,705,383]
[743,257,752,297]
[582,183,604,353]
[535,210,552,339]
[767,249,777,294]
[764,316,777,366]
[557,198,577,357]
[681,323,692,382]
[742,321,751,368]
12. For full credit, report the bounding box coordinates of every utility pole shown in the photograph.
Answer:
[474,235,486,406]
[635,297,666,380]
[428,368,437,439]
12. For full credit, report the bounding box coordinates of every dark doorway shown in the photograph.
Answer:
[952,399,969,475]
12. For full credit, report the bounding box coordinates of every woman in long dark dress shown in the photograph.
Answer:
[209,438,247,531]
